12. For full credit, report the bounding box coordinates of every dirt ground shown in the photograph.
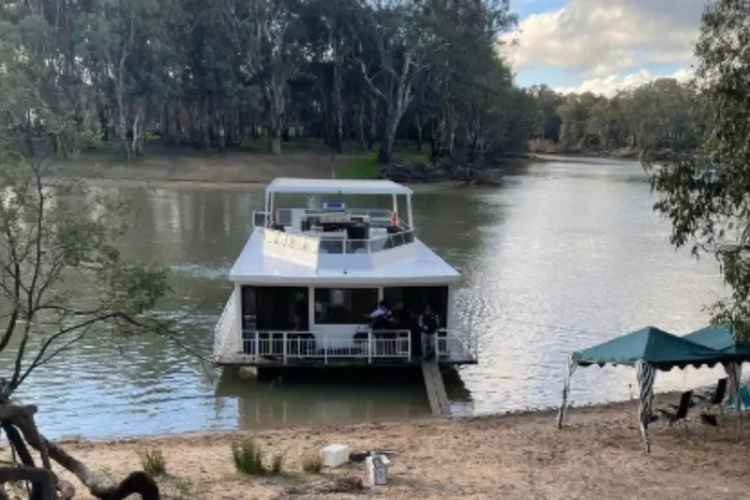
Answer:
[9,395,747,500]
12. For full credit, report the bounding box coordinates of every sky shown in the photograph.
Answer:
[503,0,708,96]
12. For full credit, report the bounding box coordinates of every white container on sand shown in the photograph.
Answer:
[320,444,350,467]
[365,454,391,486]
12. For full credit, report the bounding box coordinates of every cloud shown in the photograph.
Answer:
[502,0,705,85]
[554,67,693,97]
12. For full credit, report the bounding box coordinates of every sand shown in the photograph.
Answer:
[11,395,747,500]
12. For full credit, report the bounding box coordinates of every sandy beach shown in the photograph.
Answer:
[13,394,746,500]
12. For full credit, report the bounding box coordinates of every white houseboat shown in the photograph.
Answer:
[213,178,477,368]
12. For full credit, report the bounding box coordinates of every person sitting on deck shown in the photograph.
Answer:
[369,300,395,330]
[418,304,440,360]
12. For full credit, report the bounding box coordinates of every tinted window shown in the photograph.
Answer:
[242,286,308,331]
[315,288,378,324]
[383,286,448,327]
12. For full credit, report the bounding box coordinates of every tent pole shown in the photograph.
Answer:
[636,360,656,454]
[722,361,742,441]
[557,354,577,429]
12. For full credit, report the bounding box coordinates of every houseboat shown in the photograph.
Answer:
[213,178,477,369]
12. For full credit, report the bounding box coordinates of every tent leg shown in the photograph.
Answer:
[557,355,576,429]
[636,360,656,454]
[722,362,742,442]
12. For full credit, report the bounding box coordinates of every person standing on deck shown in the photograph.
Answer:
[418,304,439,360]
[369,300,394,330]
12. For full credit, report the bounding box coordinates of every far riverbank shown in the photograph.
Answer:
[40,395,750,499]
[47,143,536,188]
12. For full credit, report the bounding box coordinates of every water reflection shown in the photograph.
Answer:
[216,369,432,429]
[5,157,726,438]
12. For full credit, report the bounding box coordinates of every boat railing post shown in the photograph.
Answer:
[368,329,373,364]
[255,331,260,362]
[283,332,287,365]
[407,331,411,362]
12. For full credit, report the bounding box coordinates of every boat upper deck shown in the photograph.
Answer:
[229,230,460,284]
[230,177,460,284]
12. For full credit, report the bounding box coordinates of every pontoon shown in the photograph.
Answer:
[213,178,477,369]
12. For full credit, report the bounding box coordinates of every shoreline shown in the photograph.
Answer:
[44,148,546,189]
[24,393,750,499]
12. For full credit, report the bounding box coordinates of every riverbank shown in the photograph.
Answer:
[40,396,750,499]
[48,144,531,188]
[50,147,347,186]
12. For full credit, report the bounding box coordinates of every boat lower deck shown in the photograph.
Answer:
[213,288,478,368]
[215,354,477,368]
[214,332,477,367]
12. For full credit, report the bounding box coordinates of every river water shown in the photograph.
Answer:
[5,156,726,439]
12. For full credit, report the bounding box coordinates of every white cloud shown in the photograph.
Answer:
[502,0,705,85]
[554,67,693,97]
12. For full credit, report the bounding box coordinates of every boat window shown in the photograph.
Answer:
[383,286,448,327]
[242,286,309,331]
[314,288,378,324]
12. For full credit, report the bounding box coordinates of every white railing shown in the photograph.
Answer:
[262,227,415,256]
[241,330,412,364]
[317,230,416,255]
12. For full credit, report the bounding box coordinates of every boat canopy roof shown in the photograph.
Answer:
[267,178,413,196]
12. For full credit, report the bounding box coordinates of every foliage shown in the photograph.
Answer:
[232,438,268,476]
[528,79,706,154]
[645,0,750,339]
[339,154,380,179]
[139,448,167,477]
[0,158,171,398]
[0,0,527,163]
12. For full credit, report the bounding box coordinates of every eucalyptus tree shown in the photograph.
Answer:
[240,0,307,155]
[76,0,164,158]
[416,0,517,161]
[646,0,750,338]
[356,0,433,163]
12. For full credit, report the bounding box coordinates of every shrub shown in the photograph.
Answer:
[138,448,167,477]
[301,452,323,474]
[232,438,267,475]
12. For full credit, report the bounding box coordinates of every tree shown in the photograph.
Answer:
[0,11,175,494]
[242,0,305,155]
[646,0,750,338]
[0,159,171,498]
[77,0,163,158]
[357,0,431,164]
[529,84,563,142]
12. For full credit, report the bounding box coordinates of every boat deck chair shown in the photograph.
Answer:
[657,390,693,427]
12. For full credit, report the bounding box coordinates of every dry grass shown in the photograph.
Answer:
[138,448,167,477]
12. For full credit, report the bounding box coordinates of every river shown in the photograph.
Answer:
[5,155,726,439]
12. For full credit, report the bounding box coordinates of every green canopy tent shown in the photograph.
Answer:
[683,324,750,409]
[557,326,733,452]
